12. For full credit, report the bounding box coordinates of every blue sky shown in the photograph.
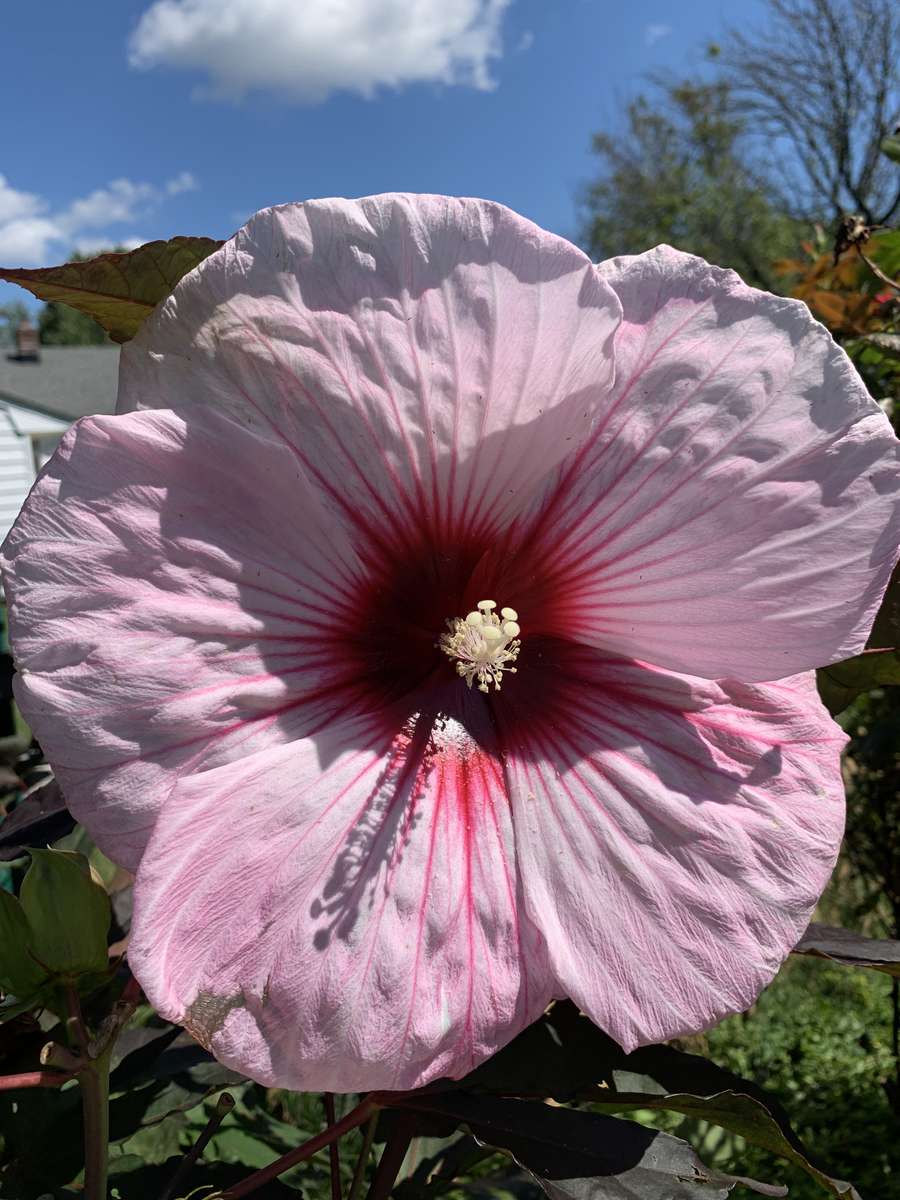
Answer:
[1,0,763,309]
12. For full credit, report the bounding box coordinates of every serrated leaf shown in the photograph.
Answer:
[793,922,900,977]
[107,1153,297,1199]
[397,1095,785,1200]
[0,778,74,862]
[108,1025,246,1140]
[816,647,900,714]
[0,236,222,343]
[438,1002,858,1198]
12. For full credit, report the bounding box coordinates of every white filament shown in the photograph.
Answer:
[438,599,521,693]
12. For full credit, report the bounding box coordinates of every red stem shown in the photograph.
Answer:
[221,1095,382,1200]
[367,1115,416,1200]
[0,1069,76,1091]
[119,973,143,1008]
[324,1092,342,1200]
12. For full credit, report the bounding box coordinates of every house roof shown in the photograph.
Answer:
[0,346,119,422]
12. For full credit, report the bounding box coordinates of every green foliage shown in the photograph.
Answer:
[840,690,900,937]
[401,1095,784,1200]
[883,132,900,165]
[817,648,900,715]
[582,80,802,290]
[0,849,111,1021]
[703,958,898,1200]
[38,298,108,345]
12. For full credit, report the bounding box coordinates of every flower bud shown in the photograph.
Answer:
[0,888,46,999]
[18,849,110,978]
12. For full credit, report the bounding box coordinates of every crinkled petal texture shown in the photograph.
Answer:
[127,646,845,1081]
[1,197,895,1090]
[2,405,367,869]
[118,193,622,545]
[2,195,621,869]
[498,647,846,1051]
[128,704,553,1092]
[506,246,900,680]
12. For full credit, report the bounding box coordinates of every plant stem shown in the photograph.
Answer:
[65,980,91,1057]
[0,1069,76,1090]
[347,1113,378,1200]
[857,245,900,293]
[221,1095,382,1200]
[79,1046,111,1200]
[892,976,900,1106]
[365,1115,415,1200]
[161,1091,235,1200]
[324,1093,342,1200]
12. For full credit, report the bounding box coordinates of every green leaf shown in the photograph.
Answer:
[880,133,900,166]
[107,1153,297,1199]
[454,998,622,1101]
[108,1025,245,1140]
[816,647,900,714]
[397,1095,785,1200]
[0,236,222,344]
[590,1090,855,1199]
[441,1002,859,1198]
[0,887,45,998]
[0,1073,84,1191]
[867,229,900,279]
[793,923,900,977]
[867,559,900,651]
[18,848,110,977]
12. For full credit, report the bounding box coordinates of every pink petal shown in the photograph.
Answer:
[513,245,900,680]
[128,706,552,1091]
[1,405,367,869]
[498,643,846,1050]
[118,195,621,549]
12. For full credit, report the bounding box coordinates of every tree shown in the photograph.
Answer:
[38,301,108,346]
[581,80,802,290]
[720,0,900,224]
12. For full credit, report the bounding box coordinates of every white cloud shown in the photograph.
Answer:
[57,179,157,237]
[515,30,534,53]
[0,176,45,226]
[0,217,63,266]
[0,178,60,263]
[128,0,512,103]
[166,170,199,195]
[0,172,200,267]
[644,23,672,46]
[73,235,147,257]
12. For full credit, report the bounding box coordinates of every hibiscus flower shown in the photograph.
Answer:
[3,195,898,1092]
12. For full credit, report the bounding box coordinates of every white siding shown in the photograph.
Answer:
[5,405,68,438]
[0,408,39,544]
